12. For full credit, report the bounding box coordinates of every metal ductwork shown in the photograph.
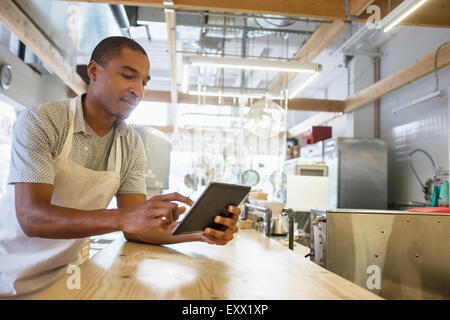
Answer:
[109,4,131,36]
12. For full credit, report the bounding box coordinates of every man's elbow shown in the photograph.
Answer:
[15,205,43,238]
[15,210,37,237]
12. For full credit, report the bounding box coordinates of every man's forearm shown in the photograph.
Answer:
[17,202,123,239]
[123,228,200,245]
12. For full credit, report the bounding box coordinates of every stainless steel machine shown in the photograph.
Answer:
[310,208,450,299]
[324,137,388,209]
[133,125,171,198]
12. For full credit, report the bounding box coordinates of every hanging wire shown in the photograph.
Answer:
[434,41,450,91]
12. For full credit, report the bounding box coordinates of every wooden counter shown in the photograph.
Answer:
[37,230,382,300]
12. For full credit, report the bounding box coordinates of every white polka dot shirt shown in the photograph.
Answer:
[7,94,147,196]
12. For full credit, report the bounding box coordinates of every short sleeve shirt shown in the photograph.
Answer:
[7,94,147,196]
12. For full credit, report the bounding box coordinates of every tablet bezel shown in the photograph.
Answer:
[171,182,251,236]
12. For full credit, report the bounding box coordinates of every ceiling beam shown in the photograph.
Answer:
[0,1,87,95]
[268,0,375,93]
[61,0,450,28]
[288,98,343,113]
[59,0,368,20]
[268,21,347,93]
[164,7,178,104]
[143,90,343,112]
[344,42,450,112]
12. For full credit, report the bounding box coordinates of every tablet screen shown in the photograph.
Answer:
[172,182,251,236]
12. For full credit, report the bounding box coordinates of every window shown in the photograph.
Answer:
[177,103,240,129]
[125,101,167,126]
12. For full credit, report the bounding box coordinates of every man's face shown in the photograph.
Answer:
[91,48,150,120]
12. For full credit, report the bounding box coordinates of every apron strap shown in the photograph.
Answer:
[114,134,122,174]
[58,97,77,160]
[59,96,122,175]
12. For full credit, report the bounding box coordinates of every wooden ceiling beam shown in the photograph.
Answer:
[59,0,365,20]
[267,20,347,93]
[344,42,450,112]
[60,0,450,28]
[143,90,343,112]
[0,0,87,95]
[268,0,376,93]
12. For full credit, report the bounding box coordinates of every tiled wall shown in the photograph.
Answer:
[379,27,450,206]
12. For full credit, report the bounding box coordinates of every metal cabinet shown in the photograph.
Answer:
[324,138,388,209]
[310,208,450,299]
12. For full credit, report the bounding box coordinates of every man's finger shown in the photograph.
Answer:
[227,205,241,220]
[175,206,186,220]
[155,192,194,206]
[177,206,187,214]
[200,234,228,246]
[204,227,234,241]
[148,207,175,225]
[213,216,236,229]
[167,221,179,232]
[148,201,178,210]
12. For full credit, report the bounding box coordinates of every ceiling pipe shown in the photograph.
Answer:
[109,4,131,37]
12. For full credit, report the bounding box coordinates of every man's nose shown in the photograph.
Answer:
[130,82,144,100]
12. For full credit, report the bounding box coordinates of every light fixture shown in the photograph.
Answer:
[333,0,429,56]
[185,56,321,73]
[288,72,320,99]
[383,0,429,33]
[182,56,322,98]
[392,90,444,114]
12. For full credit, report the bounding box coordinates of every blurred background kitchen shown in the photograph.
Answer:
[0,0,449,299]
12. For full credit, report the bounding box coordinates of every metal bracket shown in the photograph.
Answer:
[345,0,359,20]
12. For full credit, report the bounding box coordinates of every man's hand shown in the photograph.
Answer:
[199,205,240,246]
[119,192,194,234]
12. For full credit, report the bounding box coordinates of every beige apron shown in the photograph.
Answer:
[0,97,121,298]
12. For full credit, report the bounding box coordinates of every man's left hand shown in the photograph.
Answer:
[200,205,240,245]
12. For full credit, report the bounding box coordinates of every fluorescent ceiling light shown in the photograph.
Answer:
[383,0,429,32]
[185,56,322,73]
[392,90,444,114]
[288,72,320,99]
[182,56,321,98]
[187,88,284,100]
[334,0,429,55]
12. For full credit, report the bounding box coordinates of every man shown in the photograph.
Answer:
[0,36,240,298]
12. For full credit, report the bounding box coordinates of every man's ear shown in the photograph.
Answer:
[86,60,98,82]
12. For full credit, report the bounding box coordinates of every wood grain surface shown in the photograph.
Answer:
[37,230,382,300]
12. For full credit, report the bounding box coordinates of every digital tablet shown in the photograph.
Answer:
[171,182,251,236]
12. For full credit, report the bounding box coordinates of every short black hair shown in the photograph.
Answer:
[90,36,147,66]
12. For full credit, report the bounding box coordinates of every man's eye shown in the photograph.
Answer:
[122,74,132,79]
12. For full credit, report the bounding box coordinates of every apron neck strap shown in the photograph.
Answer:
[114,133,122,174]
[59,97,122,174]
[58,98,77,159]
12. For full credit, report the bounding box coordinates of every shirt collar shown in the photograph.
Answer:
[73,94,128,137]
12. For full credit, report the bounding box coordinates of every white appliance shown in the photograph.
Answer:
[286,163,329,211]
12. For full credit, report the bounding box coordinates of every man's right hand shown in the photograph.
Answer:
[118,192,194,234]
